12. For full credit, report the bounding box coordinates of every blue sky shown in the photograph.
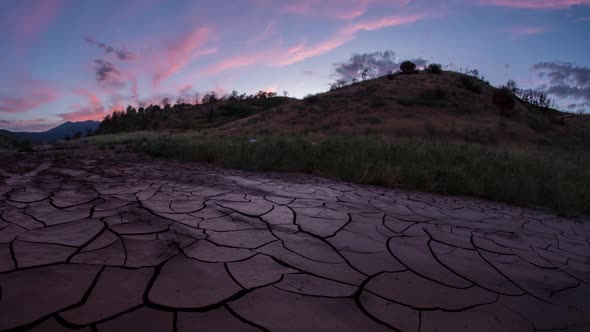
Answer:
[1,0,589,131]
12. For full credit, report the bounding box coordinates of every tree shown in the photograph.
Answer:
[161,98,171,108]
[228,90,239,101]
[337,80,347,88]
[283,90,289,97]
[518,89,552,109]
[492,87,516,116]
[505,80,519,95]
[400,61,417,74]
[202,91,218,122]
[427,63,442,74]
[386,70,394,80]
[255,91,268,99]
[361,68,372,80]
[202,91,218,104]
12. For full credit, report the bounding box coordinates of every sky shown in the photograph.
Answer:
[1,0,589,132]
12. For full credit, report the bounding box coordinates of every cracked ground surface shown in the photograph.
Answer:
[0,149,589,332]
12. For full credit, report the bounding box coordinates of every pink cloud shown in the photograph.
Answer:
[59,88,106,122]
[479,0,590,9]
[0,118,58,132]
[152,27,216,87]
[508,26,547,38]
[204,53,269,75]
[277,0,411,20]
[0,79,59,113]
[203,12,428,74]
[2,0,62,52]
[243,22,277,45]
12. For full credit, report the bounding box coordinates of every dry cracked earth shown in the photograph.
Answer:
[0,149,589,332]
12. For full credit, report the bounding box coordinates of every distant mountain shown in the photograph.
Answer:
[13,120,100,144]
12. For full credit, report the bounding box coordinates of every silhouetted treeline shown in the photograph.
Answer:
[98,90,281,134]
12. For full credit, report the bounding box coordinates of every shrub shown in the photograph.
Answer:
[400,61,417,74]
[458,76,482,94]
[492,88,516,116]
[303,94,320,104]
[428,63,442,74]
[387,70,395,80]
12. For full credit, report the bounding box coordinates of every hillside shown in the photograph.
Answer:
[212,71,587,147]
[0,129,18,150]
[13,120,100,144]
[97,97,295,134]
[86,70,590,214]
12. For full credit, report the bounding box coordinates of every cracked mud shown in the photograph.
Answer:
[1,150,589,331]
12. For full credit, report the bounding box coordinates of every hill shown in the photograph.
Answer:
[13,120,100,144]
[97,97,294,134]
[87,69,590,214]
[212,71,588,147]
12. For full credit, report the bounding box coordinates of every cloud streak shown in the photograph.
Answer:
[508,26,547,38]
[0,78,59,113]
[58,88,105,122]
[1,0,62,52]
[479,0,590,9]
[203,12,429,75]
[152,27,215,87]
[85,37,138,61]
[0,118,57,132]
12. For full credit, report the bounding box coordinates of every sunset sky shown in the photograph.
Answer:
[1,0,589,131]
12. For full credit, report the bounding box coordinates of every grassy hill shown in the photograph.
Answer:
[88,70,590,215]
[97,97,294,134]
[213,71,588,148]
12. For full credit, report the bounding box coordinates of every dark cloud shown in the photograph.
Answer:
[94,59,125,89]
[334,50,428,80]
[531,62,590,110]
[85,37,138,61]
[95,59,119,82]
[116,50,137,61]
[0,119,9,124]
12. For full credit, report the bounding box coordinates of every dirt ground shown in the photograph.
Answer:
[0,149,589,331]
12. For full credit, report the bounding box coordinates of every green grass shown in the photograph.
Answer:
[92,134,590,215]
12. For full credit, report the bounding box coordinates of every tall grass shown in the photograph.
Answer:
[96,135,590,215]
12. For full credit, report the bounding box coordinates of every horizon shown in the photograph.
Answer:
[1,0,589,132]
